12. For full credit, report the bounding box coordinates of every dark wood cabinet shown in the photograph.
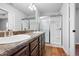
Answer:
[38,33,45,56]
[31,46,38,56]
[30,39,38,52]
[29,33,45,56]
[14,46,29,56]
[11,33,45,56]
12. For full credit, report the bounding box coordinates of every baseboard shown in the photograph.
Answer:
[45,43,62,48]
[45,42,62,48]
[75,43,79,45]
[62,47,70,56]
[45,42,49,44]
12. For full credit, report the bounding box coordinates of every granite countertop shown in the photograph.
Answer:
[0,32,44,56]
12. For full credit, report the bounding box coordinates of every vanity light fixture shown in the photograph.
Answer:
[28,3,37,11]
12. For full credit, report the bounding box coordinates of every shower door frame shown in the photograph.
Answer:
[49,15,63,46]
[39,15,63,46]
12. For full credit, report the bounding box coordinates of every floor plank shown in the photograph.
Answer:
[44,45,67,56]
[75,44,79,56]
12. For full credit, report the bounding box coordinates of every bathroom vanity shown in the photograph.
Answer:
[0,32,45,56]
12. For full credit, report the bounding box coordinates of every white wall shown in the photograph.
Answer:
[0,3,26,31]
[60,4,70,54]
[75,8,79,44]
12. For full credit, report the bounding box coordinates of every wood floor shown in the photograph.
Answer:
[44,44,67,56]
[75,44,79,56]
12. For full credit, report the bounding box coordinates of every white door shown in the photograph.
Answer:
[50,16,62,46]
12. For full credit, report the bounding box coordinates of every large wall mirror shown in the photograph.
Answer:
[0,9,8,31]
[21,17,39,31]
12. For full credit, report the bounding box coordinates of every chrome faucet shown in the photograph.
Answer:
[8,30,13,36]
[4,29,13,37]
[4,31,7,37]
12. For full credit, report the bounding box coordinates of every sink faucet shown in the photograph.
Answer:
[4,31,7,37]
[8,29,13,36]
[4,29,13,37]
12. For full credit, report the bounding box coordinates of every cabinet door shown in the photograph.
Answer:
[38,37,42,56]
[41,34,45,56]
[41,34,45,48]
[39,34,45,56]
[14,46,29,56]
[31,46,38,56]
[30,39,38,52]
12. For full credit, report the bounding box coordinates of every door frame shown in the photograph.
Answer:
[69,3,76,56]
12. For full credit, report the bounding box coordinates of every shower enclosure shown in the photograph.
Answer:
[50,16,62,47]
[40,16,62,47]
[22,15,62,47]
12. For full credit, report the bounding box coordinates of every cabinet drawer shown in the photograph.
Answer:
[31,46,38,56]
[30,39,38,51]
[14,46,29,56]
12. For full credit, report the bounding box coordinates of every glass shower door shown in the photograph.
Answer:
[50,16,62,47]
[40,17,50,43]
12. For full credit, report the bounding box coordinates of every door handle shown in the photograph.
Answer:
[72,30,76,32]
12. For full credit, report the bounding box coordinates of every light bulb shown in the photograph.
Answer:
[28,3,37,11]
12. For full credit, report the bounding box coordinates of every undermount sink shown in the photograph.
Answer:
[0,34,31,44]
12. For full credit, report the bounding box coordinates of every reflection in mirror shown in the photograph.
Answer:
[21,18,30,31]
[22,18,39,31]
[22,17,37,31]
[0,9,8,31]
[21,3,40,31]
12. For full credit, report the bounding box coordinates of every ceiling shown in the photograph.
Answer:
[9,3,62,17]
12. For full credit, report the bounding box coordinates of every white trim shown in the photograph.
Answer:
[70,3,75,56]
[45,44,62,48]
[62,47,70,56]
[51,43,62,47]
[75,43,79,45]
